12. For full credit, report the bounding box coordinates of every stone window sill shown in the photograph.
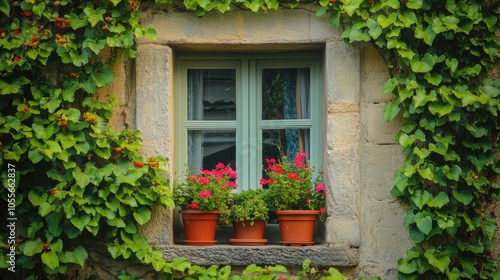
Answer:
[158,244,359,267]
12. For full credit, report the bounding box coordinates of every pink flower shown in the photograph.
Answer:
[198,177,210,185]
[293,152,307,168]
[187,202,199,209]
[199,190,212,198]
[315,183,325,192]
[227,169,237,179]
[319,207,325,213]
[188,176,196,182]
[224,181,237,189]
[259,178,269,185]
[215,162,225,169]
[214,171,224,179]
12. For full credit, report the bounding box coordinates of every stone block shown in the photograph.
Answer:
[324,217,360,247]
[359,201,412,265]
[361,144,404,201]
[325,41,361,104]
[363,103,403,145]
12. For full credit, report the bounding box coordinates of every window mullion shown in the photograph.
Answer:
[246,58,259,190]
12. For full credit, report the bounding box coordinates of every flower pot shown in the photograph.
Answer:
[229,220,268,246]
[275,210,320,246]
[180,210,220,246]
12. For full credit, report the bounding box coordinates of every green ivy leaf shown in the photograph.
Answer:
[72,246,88,268]
[383,100,401,122]
[72,167,90,188]
[21,239,43,256]
[411,190,431,210]
[427,192,449,208]
[428,102,454,117]
[410,53,434,73]
[414,212,432,235]
[452,189,473,205]
[41,251,59,270]
[133,207,151,225]
[28,191,48,206]
[0,0,9,16]
[39,202,56,217]
[91,67,114,87]
[409,226,425,243]
[84,7,106,27]
[398,258,418,274]
[70,214,91,231]
[424,249,450,273]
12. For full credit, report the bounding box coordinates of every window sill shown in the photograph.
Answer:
[158,244,359,267]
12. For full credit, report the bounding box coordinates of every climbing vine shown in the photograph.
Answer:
[0,0,176,278]
[0,0,499,279]
[315,0,500,279]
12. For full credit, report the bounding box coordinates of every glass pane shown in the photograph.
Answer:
[188,69,236,120]
[188,130,236,172]
[262,68,310,120]
[262,128,310,170]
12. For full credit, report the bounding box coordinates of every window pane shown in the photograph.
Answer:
[188,130,236,171]
[262,128,310,166]
[262,68,310,120]
[188,69,236,120]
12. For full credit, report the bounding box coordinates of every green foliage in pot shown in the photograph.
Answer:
[230,189,271,226]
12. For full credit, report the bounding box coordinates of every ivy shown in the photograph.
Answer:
[1,0,499,279]
[0,0,174,278]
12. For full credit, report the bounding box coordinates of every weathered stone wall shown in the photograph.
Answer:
[99,4,497,279]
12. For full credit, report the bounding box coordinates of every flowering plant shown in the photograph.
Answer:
[260,152,326,216]
[174,163,237,223]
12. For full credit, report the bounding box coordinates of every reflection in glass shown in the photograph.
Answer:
[188,69,236,120]
[262,128,310,169]
[262,68,310,120]
[188,130,236,172]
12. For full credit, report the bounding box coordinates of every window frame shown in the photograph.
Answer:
[174,52,324,191]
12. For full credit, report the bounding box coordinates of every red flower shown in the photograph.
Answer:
[319,207,325,213]
[199,190,212,198]
[259,178,269,185]
[274,165,284,174]
[287,172,299,180]
[187,202,199,209]
[134,162,144,168]
[215,162,225,169]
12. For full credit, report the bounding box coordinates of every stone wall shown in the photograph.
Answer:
[100,4,497,279]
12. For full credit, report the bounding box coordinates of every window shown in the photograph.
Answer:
[175,52,323,190]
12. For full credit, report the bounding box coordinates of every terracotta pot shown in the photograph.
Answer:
[180,210,220,246]
[275,210,320,246]
[229,220,268,245]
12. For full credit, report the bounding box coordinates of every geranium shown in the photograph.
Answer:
[174,163,237,223]
[261,152,326,216]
